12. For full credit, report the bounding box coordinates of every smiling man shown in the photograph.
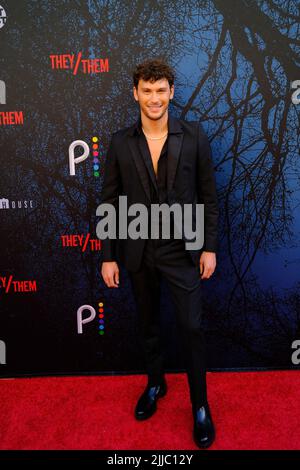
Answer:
[99,59,219,449]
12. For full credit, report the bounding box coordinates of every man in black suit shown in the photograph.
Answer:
[99,59,219,449]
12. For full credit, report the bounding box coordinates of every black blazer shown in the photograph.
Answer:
[99,114,219,272]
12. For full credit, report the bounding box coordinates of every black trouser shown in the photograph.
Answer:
[128,237,207,409]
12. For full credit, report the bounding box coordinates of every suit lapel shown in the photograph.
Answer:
[167,132,184,193]
[138,137,159,198]
[127,137,152,202]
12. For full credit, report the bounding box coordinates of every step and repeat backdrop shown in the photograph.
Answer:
[0,0,299,376]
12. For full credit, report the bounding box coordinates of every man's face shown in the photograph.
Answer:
[133,78,174,121]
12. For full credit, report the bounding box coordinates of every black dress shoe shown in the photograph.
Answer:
[193,403,215,449]
[134,379,167,420]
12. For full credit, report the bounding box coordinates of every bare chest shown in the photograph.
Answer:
[146,136,168,176]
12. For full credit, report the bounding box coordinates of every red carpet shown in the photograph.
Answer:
[0,371,299,450]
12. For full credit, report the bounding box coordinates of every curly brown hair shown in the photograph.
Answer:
[133,59,175,89]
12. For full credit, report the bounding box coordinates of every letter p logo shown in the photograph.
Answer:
[77,305,96,334]
[0,340,6,365]
[69,140,90,175]
[0,80,6,104]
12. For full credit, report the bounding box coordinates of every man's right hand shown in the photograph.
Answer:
[101,261,119,288]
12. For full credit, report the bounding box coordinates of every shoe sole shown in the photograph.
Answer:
[134,385,167,421]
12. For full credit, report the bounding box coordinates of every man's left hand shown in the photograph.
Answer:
[199,251,216,279]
